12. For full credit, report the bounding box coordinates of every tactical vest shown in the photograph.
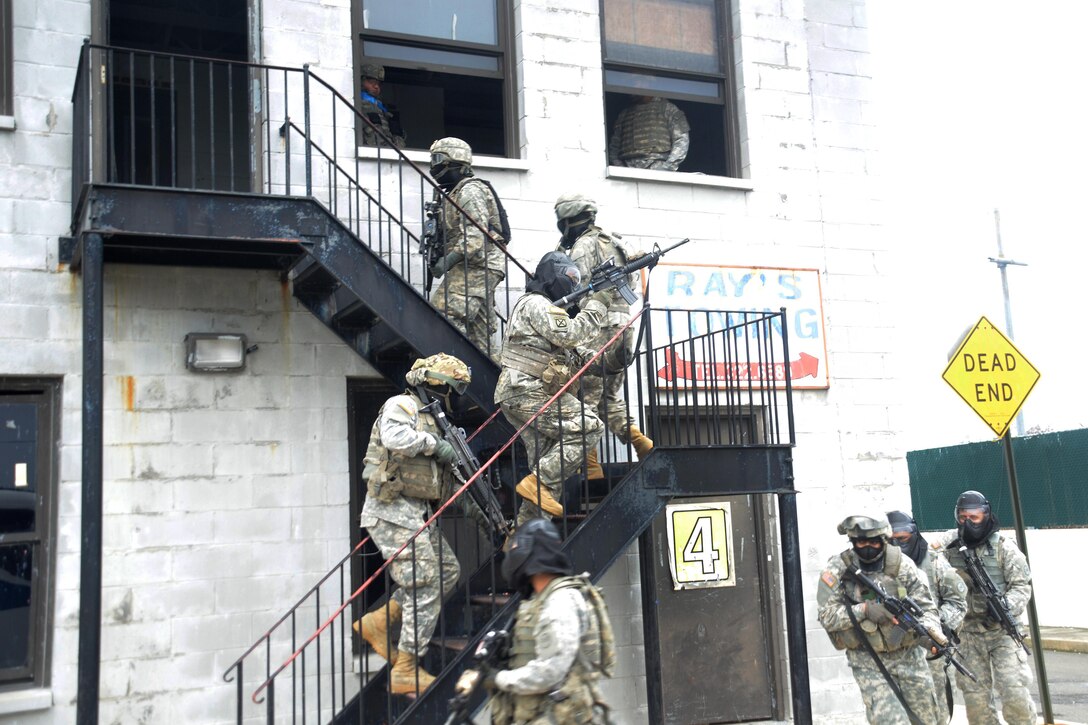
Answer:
[363,392,443,502]
[944,535,1007,620]
[828,546,917,653]
[500,296,574,393]
[444,177,508,270]
[492,575,614,725]
[617,102,672,158]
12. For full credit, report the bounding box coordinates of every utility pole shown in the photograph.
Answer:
[986,209,1028,435]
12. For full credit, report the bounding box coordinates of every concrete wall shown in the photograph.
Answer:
[0,0,923,722]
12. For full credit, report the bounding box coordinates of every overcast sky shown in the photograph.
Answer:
[867,1,1088,450]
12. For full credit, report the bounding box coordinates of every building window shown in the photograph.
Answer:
[1,0,12,118]
[0,378,60,691]
[601,0,740,176]
[352,0,514,156]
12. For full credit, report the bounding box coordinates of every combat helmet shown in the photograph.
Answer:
[360,63,385,82]
[405,353,471,394]
[837,515,891,540]
[429,137,473,166]
[554,192,598,221]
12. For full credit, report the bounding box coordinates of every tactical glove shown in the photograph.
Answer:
[586,290,612,309]
[433,439,458,466]
[865,602,895,626]
[431,251,465,278]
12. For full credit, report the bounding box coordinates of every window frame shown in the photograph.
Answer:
[350,0,518,157]
[0,377,61,693]
[1,0,12,118]
[599,0,742,177]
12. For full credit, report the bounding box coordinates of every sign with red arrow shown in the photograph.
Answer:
[647,264,829,389]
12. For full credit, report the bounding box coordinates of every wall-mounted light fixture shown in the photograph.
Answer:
[184,333,258,372]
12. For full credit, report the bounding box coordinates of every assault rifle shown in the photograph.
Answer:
[958,545,1028,652]
[852,568,979,683]
[444,624,512,725]
[420,199,445,294]
[419,395,513,546]
[553,237,692,309]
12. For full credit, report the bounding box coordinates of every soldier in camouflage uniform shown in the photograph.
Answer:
[608,96,690,171]
[888,510,968,724]
[488,519,614,725]
[355,354,470,696]
[934,491,1036,725]
[359,63,405,148]
[496,252,611,523]
[554,192,653,478]
[428,137,507,355]
[817,515,942,725]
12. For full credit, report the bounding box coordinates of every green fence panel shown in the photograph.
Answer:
[907,428,1088,530]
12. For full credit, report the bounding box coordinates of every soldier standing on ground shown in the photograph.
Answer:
[936,491,1037,725]
[888,509,968,724]
[608,96,690,171]
[358,62,405,148]
[496,252,610,524]
[553,192,653,477]
[488,519,614,725]
[354,354,470,696]
[817,515,942,724]
[428,137,507,356]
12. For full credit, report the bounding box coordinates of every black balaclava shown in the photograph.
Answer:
[526,251,580,304]
[557,213,594,249]
[851,536,885,572]
[886,510,928,566]
[956,490,998,548]
[500,518,573,596]
[430,161,472,190]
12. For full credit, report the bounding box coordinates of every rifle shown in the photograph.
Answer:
[553,237,692,309]
[958,545,1028,652]
[420,198,445,294]
[852,568,979,684]
[419,394,513,546]
[444,623,512,725]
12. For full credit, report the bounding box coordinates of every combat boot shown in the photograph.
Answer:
[389,651,436,696]
[586,449,604,480]
[629,426,654,457]
[353,599,401,664]
[515,473,563,516]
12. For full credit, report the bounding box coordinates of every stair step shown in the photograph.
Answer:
[330,286,379,328]
[433,636,470,652]
[362,321,413,359]
[469,593,512,606]
[289,256,339,299]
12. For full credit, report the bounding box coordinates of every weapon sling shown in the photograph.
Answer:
[844,602,927,725]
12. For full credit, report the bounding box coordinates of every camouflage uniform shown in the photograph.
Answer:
[496,293,607,524]
[359,385,461,659]
[937,530,1036,725]
[557,226,641,440]
[916,547,968,724]
[817,545,941,724]
[491,575,613,725]
[359,63,405,148]
[430,176,507,354]
[608,97,690,171]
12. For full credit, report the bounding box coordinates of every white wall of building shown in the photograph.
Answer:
[10,0,1055,723]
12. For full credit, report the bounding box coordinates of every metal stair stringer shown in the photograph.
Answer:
[285,197,512,444]
[334,444,795,725]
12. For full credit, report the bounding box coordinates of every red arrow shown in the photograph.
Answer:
[657,350,821,383]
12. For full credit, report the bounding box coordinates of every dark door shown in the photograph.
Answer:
[105,0,252,191]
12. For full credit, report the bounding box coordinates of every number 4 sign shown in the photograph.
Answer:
[665,502,736,590]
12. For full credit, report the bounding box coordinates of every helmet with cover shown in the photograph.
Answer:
[554,192,598,248]
[429,137,474,188]
[405,353,471,395]
[500,518,573,595]
[955,490,997,547]
[838,514,890,571]
[361,63,386,82]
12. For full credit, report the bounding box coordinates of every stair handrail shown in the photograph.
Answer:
[249,306,647,706]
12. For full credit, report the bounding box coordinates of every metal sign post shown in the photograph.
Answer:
[942,316,1053,724]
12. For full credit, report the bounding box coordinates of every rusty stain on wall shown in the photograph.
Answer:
[121,375,135,411]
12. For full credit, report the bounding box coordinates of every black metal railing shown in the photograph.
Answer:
[224,305,794,724]
[69,42,531,359]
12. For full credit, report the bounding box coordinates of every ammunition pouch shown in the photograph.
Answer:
[501,343,573,394]
[601,326,635,375]
[365,456,441,503]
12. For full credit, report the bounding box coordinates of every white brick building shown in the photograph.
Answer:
[0,0,901,723]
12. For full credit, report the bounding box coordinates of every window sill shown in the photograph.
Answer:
[0,688,52,715]
[0,116,15,131]
[606,165,754,191]
[356,146,531,173]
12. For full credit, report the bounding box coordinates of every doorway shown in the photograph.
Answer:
[102,0,253,191]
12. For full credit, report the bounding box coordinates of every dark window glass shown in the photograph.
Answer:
[362,0,497,45]
[0,544,33,671]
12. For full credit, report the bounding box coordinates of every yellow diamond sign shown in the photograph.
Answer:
[942,316,1040,438]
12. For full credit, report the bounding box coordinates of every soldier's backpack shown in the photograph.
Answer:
[473,178,513,244]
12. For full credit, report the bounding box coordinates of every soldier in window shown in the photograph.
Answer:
[608,96,689,172]
[359,62,405,148]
